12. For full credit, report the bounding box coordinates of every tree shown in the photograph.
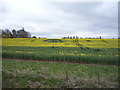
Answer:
[76,36,79,39]
[12,29,17,38]
[1,28,31,38]
[17,28,31,38]
[73,36,75,39]
[4,29,12,38]
[1,30,6,38]
[32,36,37,38]
[67,36,69,39]
[70,36,72,39]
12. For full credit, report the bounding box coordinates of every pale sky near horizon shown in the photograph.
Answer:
[0,0,118,38]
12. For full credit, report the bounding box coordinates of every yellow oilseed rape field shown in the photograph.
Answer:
[2,38,119,48]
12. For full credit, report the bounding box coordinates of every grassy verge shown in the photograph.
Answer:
[2,59,119,88]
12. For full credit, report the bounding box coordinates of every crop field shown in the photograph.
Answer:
[2,38,119,48]
[2,38,119,65]
[2,38,120,88]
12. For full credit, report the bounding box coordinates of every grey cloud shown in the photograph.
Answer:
[50,2,118,37]
[0,1,118,38]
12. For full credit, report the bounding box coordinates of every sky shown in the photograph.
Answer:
[0,0,118,38]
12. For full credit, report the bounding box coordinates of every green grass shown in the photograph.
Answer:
[2,59,119,88]
[2,46,119,65]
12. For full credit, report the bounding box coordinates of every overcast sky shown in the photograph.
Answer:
[0,0,118,38]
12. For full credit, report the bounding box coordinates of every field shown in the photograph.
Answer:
[2,38,120,88]
[2,38,119,65]
[2,38,119,48]
[2,59,119,88]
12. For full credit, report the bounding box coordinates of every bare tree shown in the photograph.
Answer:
[4,29,12,38]
[17,28,31,38]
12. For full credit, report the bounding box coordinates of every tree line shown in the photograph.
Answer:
[62,36,102,39]
[0,28,31,38]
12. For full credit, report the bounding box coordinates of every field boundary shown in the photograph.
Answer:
[2,58,118,67]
